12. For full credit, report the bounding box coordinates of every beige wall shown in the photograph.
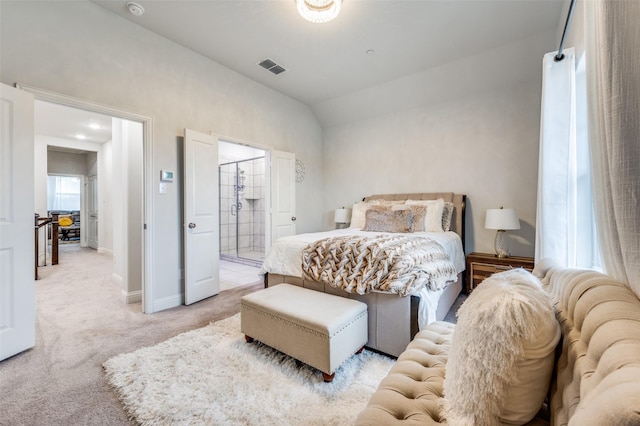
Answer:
[321,32,559,257]
[1,1,323,311]
[47,151,87,176]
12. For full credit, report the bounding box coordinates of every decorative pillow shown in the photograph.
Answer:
[349,200,386,229]
[442,202,454,232]
[392,204,427,232]
[405,198,445,232]
[59,217,73,227]
[444,268,561,426]
[362,208,412,233]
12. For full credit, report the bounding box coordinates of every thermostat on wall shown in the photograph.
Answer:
[160,170,174,182]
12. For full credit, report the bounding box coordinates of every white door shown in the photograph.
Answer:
[183,129,219,305]
[0,83,35,361]
[270,150,296,244]
[87,174,98,249]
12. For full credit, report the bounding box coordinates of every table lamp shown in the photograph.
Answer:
[334,207,351,229]
[485,207,520,258]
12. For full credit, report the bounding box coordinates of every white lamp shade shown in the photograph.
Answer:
[485,208,520,230]
[334,208,352,224]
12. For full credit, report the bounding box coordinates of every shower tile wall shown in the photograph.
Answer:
[219,157,265,259]
[219,164,234,256]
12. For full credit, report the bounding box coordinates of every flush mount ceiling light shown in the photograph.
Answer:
[127,2,145,17]
[296,0,342,23]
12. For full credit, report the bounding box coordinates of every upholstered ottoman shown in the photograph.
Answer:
[241,283,368,382]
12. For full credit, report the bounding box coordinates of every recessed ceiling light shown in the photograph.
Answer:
[89,123,100,130]
[127,2,145,17]
[75,134,86,140]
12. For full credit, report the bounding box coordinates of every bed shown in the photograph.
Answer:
[261,192,466,357]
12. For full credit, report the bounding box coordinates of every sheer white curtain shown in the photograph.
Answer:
[535,48,578,266]
[536,46,598,269]
[47,175,81,211]
[585,0,640,296]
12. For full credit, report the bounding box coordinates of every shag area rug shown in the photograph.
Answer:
[104,313,395,425]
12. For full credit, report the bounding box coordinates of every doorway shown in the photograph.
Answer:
[218,141,266,268]
[31,92,149,310]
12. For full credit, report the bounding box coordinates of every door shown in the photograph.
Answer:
[270,150,296,244]
[0,83,35,361]
[184,129,219,305]
[87,174,98,249]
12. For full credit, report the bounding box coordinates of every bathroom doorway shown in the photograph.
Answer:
[218,141,266,268]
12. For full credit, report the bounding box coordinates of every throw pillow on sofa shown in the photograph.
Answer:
[444,268,561,426]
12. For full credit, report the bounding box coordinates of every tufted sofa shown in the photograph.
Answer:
[356,265,640,425]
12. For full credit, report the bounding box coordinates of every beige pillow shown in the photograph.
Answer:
[405,198,445,232]
[349,200,385,229]
[444,269,560,425]
[392,204,427,232]
[362,208,412,233]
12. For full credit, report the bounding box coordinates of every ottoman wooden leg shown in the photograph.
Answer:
[245,335,254,343]
[322,372,335,383]
[356,346,364,354]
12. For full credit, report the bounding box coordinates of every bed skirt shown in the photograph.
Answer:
[264,272,463,358]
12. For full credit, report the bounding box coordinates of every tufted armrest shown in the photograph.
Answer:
[541,268,640,425]
[355,321,455,425]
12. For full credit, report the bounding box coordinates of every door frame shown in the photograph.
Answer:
[46,172,86,246]
[18,83,156,313]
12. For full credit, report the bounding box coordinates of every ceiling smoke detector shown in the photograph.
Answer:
[127,2,145,17]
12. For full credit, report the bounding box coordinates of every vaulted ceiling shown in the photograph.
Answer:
[37,1,566,143]
[92,1,565,107]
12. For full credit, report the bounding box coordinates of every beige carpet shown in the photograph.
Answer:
[0,245,263,426]
[104,313,395,425]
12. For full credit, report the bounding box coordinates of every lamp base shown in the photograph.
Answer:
[494,229,509,258]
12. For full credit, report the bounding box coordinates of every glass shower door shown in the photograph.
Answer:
[219,157,265,266]
[219,162,236,258]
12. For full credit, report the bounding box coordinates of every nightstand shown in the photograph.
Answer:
[466,252,534,293]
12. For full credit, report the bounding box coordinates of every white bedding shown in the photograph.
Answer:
[261,228,465,277]
[260,228,466,328]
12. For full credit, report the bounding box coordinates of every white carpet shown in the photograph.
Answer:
[104,313,395,425]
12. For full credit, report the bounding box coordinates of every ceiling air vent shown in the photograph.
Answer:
[258,58,287,75]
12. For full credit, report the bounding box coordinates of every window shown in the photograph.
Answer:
[537,49,601,271]
[48,175,81,211]
[574,55,602,270]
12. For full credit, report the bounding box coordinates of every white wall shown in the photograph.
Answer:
[99,140,114,254]
[322,31,559,257]
[1,1,323,311]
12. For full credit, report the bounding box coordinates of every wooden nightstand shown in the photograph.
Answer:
[466,252,534,293]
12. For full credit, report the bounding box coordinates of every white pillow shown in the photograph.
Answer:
[444,268,560,426]
[405,198,445,232]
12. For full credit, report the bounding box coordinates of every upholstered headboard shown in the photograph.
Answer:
[363,192,466,252]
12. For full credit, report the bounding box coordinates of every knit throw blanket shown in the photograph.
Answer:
[301,234,457,296]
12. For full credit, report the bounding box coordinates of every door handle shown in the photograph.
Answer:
[188,223,196,229]
[291,217,296,221]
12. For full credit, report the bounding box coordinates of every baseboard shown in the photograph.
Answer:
[121,289,142,304]
[98,247,114,256]
[153,294,182,312]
